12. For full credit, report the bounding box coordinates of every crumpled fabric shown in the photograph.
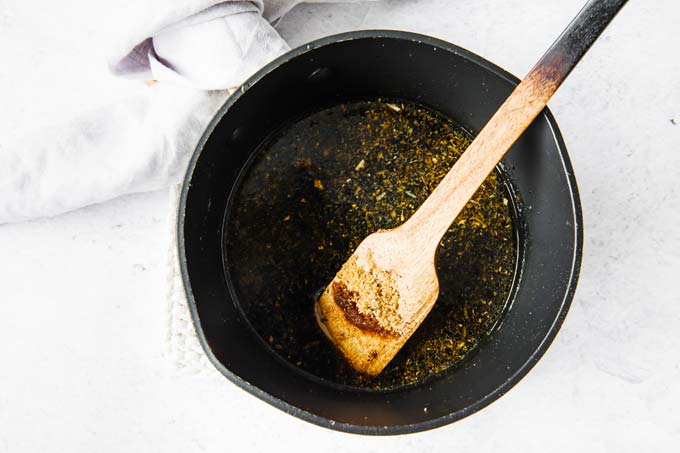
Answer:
[0,0,374,224]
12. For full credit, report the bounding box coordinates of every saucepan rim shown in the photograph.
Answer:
[178,29,584,435]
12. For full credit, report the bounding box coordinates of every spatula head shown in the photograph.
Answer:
[314,229,439,376]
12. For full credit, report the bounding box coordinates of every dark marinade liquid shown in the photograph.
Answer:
[225,100,517,390]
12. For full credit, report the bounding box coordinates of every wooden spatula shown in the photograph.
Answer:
[315,0,628,376]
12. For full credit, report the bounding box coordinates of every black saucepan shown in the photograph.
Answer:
[178,30,583,434]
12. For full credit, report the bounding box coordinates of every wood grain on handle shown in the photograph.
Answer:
[401,66,560,247]
[401,0,628,252]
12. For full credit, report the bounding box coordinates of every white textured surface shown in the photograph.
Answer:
[1,0,680,451]
[166,185,215,375]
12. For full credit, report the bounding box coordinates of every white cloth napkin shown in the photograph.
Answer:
[112,2,288,90]
[0,0,371,224]
[4,0,376,371]
[1,0,374,372]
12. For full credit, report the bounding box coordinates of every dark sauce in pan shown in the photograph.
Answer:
[224,100,517,390]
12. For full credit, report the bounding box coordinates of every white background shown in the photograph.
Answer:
[1,0,679,451]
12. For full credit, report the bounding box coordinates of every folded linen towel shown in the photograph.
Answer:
[0,0,372,224]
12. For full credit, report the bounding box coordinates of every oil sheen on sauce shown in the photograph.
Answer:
[224,100,517,390]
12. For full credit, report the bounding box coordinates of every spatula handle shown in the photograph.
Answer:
[401,0,628,248]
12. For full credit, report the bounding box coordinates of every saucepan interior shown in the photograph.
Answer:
[179,31,582,434]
